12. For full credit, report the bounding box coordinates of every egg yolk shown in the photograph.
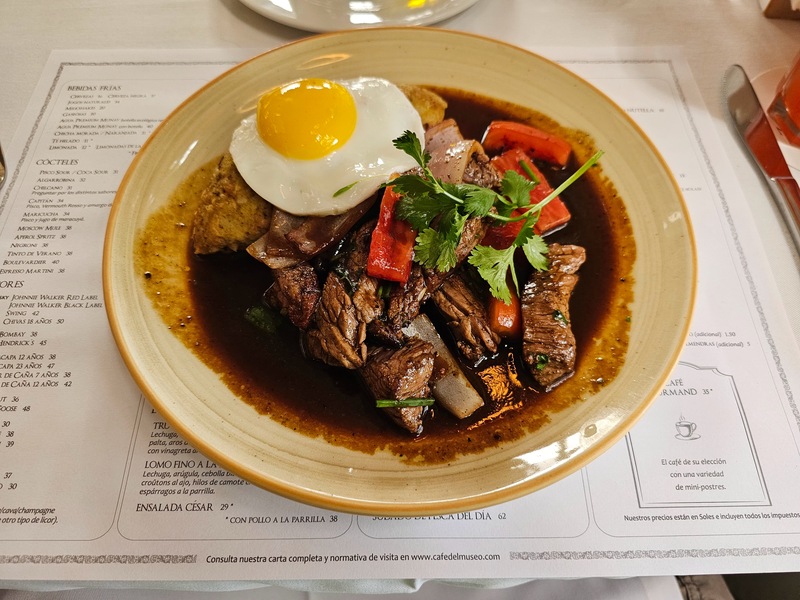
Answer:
[256,78,357,160]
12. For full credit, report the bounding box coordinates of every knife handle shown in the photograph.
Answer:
[770,176,800,257]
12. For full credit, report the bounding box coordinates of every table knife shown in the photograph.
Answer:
[724,64,800,256]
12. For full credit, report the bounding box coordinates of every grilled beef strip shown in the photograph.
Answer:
[365,266,428,349]
[265,262,321,330]
[330,218,404,347]
[521,243,586,390]
[384,264,429,333]
[332,220,384,326]
[301,220,393,368]
[300,221,439,434]
[359,338,437,435]
[303,272,368,369]
[463,146,502,189]
[430,268,500,365]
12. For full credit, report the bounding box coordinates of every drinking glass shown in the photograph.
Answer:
[768,50,800,147]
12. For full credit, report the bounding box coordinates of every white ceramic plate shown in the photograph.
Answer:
[104,28,696,516]
[238,0,482,32]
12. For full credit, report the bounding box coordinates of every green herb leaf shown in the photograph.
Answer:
[390,131,603,303]
[396,191,454,231]
[393,130,429,167]
[244,305,283,335]
[500,169,538,207]
[391,172,440,200]
[521,232,549,272]
[468,244,518,303]
[333,181,358,197]
[376,398,435,408]
[463,186,498,217]
[415,222,459,272]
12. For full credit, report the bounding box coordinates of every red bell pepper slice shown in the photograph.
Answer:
[482,120,573,168]
[366,185,416,284]
[481,148,571,249]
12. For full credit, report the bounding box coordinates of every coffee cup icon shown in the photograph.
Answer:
[675,419,699,440]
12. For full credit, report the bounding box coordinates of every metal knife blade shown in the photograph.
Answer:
[724,64,800,256]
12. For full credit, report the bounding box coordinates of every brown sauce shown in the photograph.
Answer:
[134,87,635,464]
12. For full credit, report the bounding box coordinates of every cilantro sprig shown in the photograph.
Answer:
[376,398,435,408]
[389,130,602,303]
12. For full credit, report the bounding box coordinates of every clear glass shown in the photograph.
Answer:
[238,0,482,32]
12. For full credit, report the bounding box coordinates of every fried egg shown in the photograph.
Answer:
[229,77,425,216]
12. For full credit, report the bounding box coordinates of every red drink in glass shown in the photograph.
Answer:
[769,51,800,147]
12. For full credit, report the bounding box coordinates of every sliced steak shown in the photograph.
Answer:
[333,220,384,326]
[321,207,433,344]
[365,263,429,348]
[385,264,429,331]
[463,146,502,189]
[360,338,436,435]
[384,404,427,436]
[431,269,500,365]
[303,272,367,369]
[265,262,321,330]
[521,243,586,390]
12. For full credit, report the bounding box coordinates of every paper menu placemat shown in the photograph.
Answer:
[1,46,800,583]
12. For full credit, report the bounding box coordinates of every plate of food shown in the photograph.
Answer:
[103,28,695,516]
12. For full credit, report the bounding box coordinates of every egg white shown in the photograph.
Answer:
[229,77,425,217]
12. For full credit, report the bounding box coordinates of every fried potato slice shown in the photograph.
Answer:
[191,153,273,254]
[400,84,448,129]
